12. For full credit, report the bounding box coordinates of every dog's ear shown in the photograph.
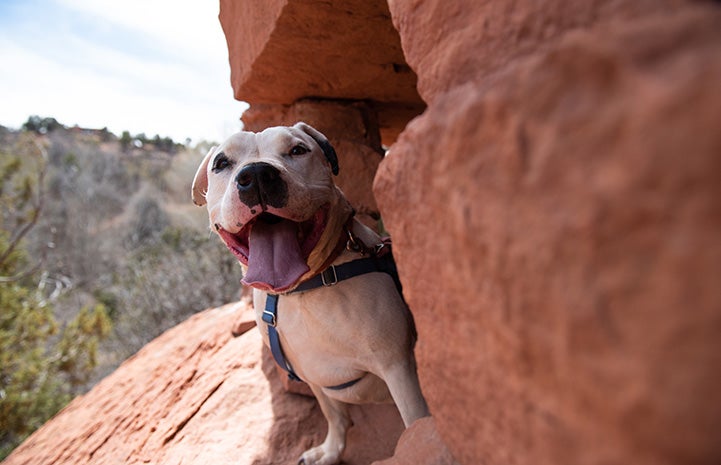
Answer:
[191,145,217,206]
[293,122,339,176]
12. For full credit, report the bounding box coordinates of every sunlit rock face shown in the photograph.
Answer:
[2,302,406,465]
[375,4,721,465]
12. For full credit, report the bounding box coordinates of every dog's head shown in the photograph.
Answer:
[192,123,352,293]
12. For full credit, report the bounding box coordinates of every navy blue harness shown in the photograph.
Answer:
[261,248,402,390]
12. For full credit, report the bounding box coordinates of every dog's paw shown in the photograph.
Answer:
[298,444,342,465]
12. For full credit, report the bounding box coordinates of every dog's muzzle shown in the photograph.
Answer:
[235,162,288,210]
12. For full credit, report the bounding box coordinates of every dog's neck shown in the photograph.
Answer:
[302,189,355,281]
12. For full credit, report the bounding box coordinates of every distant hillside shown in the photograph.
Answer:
[0,120,242,384]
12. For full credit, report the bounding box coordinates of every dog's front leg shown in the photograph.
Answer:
[382,360,430,427]
[299,383,352,465]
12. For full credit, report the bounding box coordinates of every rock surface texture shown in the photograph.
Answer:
[218,0,425,146]
[376,3,721,465]
[2,302,406,465]
[7,1,721,465]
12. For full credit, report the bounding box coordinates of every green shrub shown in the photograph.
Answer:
[0,139,112,460]
[0,231,113,459]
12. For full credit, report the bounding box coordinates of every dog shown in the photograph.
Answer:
[192,122,429,465]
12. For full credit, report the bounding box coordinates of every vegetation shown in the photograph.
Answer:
[21,116,63,134]
[0,136,112,458]
[119,129,183,153]
[0,118,241,459]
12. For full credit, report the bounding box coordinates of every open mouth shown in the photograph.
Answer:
[216,205,329,292]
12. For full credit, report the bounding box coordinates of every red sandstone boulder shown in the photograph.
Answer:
[375,6,721,465]
[372,417,458,465]
[387,0,693,104]
[219,0,420,106]
[2,301,404,465]
[219,0,424,146]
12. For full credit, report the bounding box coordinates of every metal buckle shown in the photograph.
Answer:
[321,265,338,286]
[262,309,277,327]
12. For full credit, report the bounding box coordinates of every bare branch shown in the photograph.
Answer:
[0,138,48,272]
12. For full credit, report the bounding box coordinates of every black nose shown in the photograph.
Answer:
[235,162,288,209]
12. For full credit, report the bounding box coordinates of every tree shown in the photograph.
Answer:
[120,130,132,152]
[0,135,112,459]
[0,136,46,280]
[21,116,63,135]
[0,232,66,458]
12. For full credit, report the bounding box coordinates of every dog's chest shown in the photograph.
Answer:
[253,273,410,364]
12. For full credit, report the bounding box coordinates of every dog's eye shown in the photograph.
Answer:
[211,153,233,173]
[289,144,309,156]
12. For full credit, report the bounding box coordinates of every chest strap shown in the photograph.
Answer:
[262,253,402,388]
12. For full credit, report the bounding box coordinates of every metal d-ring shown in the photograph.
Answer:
[346,229,364,254]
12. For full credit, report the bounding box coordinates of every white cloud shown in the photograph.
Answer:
[0,0,246,143]
[56,0,228,63]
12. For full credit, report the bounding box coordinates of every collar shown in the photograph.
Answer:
[307,214,357,282]
[288,226,400,294]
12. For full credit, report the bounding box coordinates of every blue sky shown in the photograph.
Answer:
[0,0,248,143]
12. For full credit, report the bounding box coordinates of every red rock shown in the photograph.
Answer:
[371,417,458,465]
[219,0,425,147]
[230,295,256,336]
[2,301,404,465]
[375,6,721,465]
[387,0,694,104]
[218,0,421,106]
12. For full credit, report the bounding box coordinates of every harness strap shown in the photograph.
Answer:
[290,253,402,295]
[263,294,302,381]
[262,251,403,389]
[263,294,364,388]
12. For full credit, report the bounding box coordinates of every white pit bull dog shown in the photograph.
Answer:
[192,123,429,465]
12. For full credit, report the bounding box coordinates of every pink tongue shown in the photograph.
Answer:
[241,219,310,292]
